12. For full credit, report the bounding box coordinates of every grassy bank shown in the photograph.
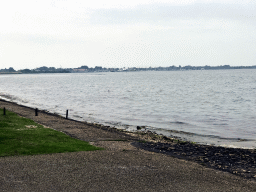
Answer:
[0,108,102,157]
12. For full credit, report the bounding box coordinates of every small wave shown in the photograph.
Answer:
[151,127,255,142]
[170,121,187,125]
[86,74,105,76]
[0,93,17,101]
[73,115,83,119]
[212,123,228,126]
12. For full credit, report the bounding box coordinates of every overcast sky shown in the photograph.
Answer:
[0,0,256,70]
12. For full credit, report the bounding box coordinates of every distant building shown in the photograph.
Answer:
[72,68,87,73]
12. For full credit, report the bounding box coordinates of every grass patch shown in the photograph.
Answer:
[0,108,103,157]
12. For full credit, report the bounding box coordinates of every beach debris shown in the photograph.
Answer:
[137,126,146,130]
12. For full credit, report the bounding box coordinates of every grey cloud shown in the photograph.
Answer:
[89,3,256,25]
[5,33,86,45]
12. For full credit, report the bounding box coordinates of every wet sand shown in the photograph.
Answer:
[1,99,256,191]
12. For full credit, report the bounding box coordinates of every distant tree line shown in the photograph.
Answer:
[1,65,256,74]
[18,66,72,73]
[0,67,16,73]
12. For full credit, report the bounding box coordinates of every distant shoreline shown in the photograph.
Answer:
[0,72,22,74]
[1,65,256,74]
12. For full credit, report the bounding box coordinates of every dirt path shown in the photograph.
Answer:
[1,99,256,191]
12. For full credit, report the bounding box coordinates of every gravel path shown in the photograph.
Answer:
[1,99,256,191]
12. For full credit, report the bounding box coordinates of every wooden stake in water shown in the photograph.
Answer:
[66,110,68,119]
[35,108,38,116]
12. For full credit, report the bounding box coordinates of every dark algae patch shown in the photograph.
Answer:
[0,108,102,157]
[134,140,256,180]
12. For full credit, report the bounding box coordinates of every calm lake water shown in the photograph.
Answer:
[0,69,256,148]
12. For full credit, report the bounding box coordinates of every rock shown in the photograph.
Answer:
[135,138,256,180]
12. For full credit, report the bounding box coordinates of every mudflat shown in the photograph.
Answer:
[0,99,256,191]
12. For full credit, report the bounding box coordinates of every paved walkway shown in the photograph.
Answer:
[1,100,256,191]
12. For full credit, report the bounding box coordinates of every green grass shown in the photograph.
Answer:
[0,108,103,157]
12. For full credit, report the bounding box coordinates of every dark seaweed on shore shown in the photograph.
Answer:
[134,141,256,180]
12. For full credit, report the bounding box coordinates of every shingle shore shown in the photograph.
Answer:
[135,140,256,179]
[1,99,256,191]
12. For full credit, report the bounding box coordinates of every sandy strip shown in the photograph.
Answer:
[0,99,256,191]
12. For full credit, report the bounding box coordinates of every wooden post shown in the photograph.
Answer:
[35,108,38,116]
[66,110,68,119]
[3,107,6,115]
